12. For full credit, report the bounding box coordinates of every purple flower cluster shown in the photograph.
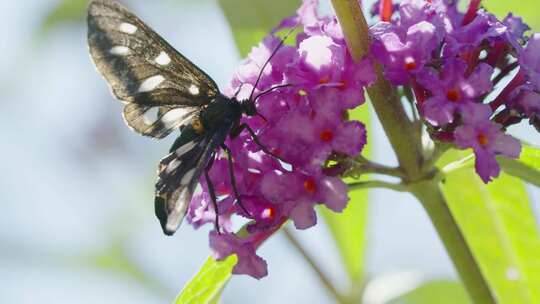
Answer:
[180,0,539,279]
[187,0,375,278]
[371,0,538,182]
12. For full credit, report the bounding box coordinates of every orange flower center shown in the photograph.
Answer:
[303,178,317,193]
[319,76,330,84]
[320,129,334,142]
[446,89,460,102]
[404,57,417,71]
[261,206,276,220]
[272,147,282,156]
[477,133,489,146]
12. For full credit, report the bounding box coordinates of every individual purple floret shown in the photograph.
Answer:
[454,105,521,182]
[371,21,442,84]
[443,11,508,58]
[416,58,493,126]
[519,33,540,90]
[503,13,530,42]
[209,231,268,279]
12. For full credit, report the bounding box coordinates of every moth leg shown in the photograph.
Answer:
[204,158,221,234]
[237,123,286,162]
[229,121,245,139]
[221,144,251,217]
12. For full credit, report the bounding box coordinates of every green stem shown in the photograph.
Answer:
[330,1,497,303]
[348,155,405,178]
[411,181,497,303]
[348,180,407,192]
[331,0,423,180]
[282,226,350,304]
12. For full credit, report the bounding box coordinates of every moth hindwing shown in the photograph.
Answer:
[87,0,220,138]
[154,125,232,235]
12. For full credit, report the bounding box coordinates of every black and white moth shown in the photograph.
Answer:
[87,0,283,235]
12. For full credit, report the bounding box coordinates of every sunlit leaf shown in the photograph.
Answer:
[84,239,170,297]
[320,106,371,288]
[441,150,540,303]
[485,0,540,30]
[218,0,300,56]
[497,144,540,187]
[173,255,237,304]
[41,0,87,33]
[388,280,470,304]
[320,188,368,284]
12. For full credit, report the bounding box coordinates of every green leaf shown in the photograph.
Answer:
[320,106,371,287]
[497,144,540,187]
[40,0,87,33]
[441,150,540,303]
[218,0,300,56]
[80,237,171,297]
[388,280,471,304]
[320,189,369,285]
[485,0,540,31]
[173,255,237,304]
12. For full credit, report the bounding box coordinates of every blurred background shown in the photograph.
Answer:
[0,0,538,303]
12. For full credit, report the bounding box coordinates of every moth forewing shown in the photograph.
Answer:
[87,0,220,138]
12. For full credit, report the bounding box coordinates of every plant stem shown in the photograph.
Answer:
[282,226,350,304]
[348,180,407,192]
[330,1,497,303]
[410,181,497,303]
[347,155,405,178]
[331,0,423,181]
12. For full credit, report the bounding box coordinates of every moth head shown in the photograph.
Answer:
[241,99,258,116]
[241,99,268,122]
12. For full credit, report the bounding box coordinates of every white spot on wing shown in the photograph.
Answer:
[175,141,197,157]
[119,22,138,34]
[138,75,165,93]
[188,84,200,95]
[166,188,190,232]
[142,107,159,125]
[161,107,195,128]
[181,168,196,186]
[166,158,181,174]
[155,51,171,66]
[110,46,129,56]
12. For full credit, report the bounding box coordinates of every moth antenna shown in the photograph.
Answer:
[248,24,299,102]
[257,112,269,123]
[233,82,247,99]
[254,83,293,102]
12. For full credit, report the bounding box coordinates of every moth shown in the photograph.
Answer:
[87,0,286,235]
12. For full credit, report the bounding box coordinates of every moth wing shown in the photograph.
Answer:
[154,126,231,235]
[87,0,219,138]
